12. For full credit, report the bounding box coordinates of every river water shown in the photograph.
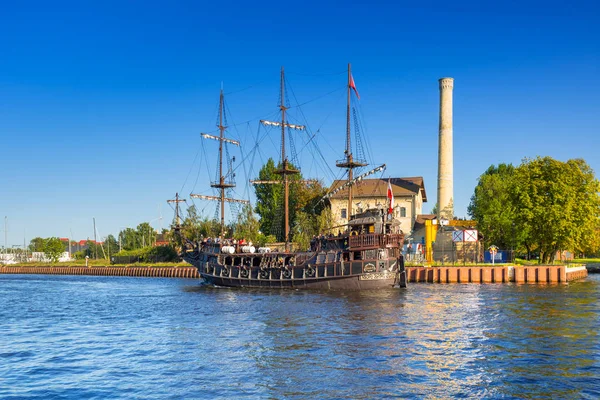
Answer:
[1,274,599,399]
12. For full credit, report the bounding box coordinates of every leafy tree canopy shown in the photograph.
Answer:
[254,158,328,242]
[44,237,65,263]
[468,157,600,262]
[29,237,45,252]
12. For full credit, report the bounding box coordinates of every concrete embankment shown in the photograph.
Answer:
[405,265,588,283]
[0,264,589,283]
[0,265,200,278]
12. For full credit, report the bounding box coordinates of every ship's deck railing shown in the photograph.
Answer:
[348,233,403,249]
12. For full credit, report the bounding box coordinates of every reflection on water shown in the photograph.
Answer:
[0,275,598,399]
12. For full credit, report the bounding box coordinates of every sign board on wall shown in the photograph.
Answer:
[464,230,478,242]
[452,230,478,242]
[452,231,464,242]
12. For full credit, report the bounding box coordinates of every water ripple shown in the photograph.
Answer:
[0,274,598,399]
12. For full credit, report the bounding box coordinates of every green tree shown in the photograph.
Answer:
[180,205,205,243]
[84,240,102,259]
[254,158,328,242]
[514,157,600,263]
[136,222,155,248]
[119,228,139,251]
[292,211,314,250]
[44,237,65,263]
[233,204,261,243]
[469,157,600,263]
[468,164,517,249]
[254,158,283,238]
[29,237,45,252]
[105,234,119,257]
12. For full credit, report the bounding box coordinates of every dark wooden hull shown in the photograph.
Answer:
[184,252,407,290]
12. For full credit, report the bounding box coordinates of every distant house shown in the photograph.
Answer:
[59,238,103,254]
[154,233,170,246]
[328,177,427,235]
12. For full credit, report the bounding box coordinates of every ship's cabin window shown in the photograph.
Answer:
[341,208,347,219]
[400,207,406,218]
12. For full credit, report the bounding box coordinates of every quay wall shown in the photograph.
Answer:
[0,265,588,283]
[0,265,200,279]
[406,265,588,283]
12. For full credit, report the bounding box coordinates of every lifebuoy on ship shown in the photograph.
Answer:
[305,266,315,277]
[260,269,269,279]
[283,269,292,279]
[240,268,249,278]
[221,267,229,277]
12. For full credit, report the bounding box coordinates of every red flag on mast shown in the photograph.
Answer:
[387,179,394,214]
[350,74,360,100]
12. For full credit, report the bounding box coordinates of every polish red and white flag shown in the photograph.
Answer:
[350,74,360,100]
[387,179,394,214]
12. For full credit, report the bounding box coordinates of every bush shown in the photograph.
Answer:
[112,246,180,264]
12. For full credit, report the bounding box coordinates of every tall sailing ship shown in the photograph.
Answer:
[172,65,407,289]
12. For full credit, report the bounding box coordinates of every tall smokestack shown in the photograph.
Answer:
[437,77,454,219]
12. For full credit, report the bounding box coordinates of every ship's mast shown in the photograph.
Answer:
[255,67,307,250]
[217,90,228,232]
[346,64,353,217]
[336,63,367,221]
[279,68,296,246]
[191,89,249,237]
[167,193,186,229]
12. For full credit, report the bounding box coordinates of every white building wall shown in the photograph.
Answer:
[330,192,424,235]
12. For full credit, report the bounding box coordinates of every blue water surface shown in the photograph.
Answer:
[1,274,599,399]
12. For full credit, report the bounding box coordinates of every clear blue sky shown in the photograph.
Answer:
[1,0,598,247]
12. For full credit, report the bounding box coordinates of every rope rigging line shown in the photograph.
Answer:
[286,115,336,183]
[179,142,203,196]
[287,69,347,77]
[225,145,234,184]
[231,121,253,204]
[200,109,280,135]
[223,77,271,96]
[208,114,276,191]
[352,108,367,164]
[285,79,337,182]
[288,86,346,109]
[200,132,213,189]
[355,98,375,166]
